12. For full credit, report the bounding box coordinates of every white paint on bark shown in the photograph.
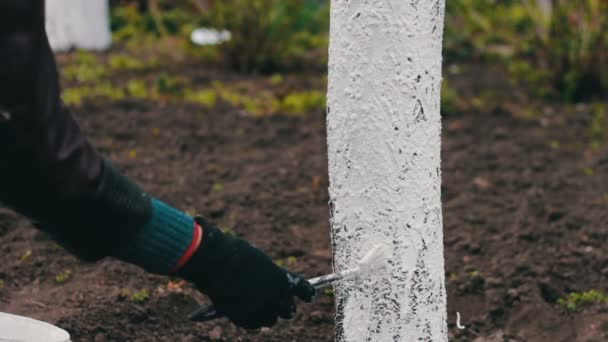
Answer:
[326,1,447,341]
[45,0,112,51]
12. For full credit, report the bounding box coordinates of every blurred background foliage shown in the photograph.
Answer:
[109,0,329,72]
[106,0,607,101]
[62,1,607,117]
[445,0,608,102]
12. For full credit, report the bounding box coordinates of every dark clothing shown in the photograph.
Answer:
[0,21,151,260]
[0,5,318,328]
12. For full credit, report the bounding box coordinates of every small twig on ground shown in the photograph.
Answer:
[27,300,48,308]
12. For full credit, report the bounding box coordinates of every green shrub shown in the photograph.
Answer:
[524,1,608,101]
[445,0,519,60]
[111,2,202,46]
[111,4,155,41]
[445,0,608,101]
[203,0,329,72]
[110,1,329,73]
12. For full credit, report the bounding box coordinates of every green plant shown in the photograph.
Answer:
[62,50,107,83]
[441,81,460,116]
[19,249,32,262]
[279,90,325,115]
[55,270,72,284]
[108,54,147,71]
[516,1,608,101]
[185,89,218,107]
[111,4,159,41]
[588,103,606,149]
[583,167,594,176]
[204,0,329,72]
[286,256,297,265]
[446,0,608,101]
[269,74,284,85]
[127,79,149,98]
[275,256,298,267]
[445,0,525,60]
[110,1,329,72]
[62,82,126,106]
[154,73,183,95]
[131,289,150,303]
[211,182,224,192]
[557,290,608,311]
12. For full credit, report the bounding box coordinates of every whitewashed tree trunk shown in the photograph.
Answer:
[326,1,447,341]
[45,0,112,51]
[536,0,552,19]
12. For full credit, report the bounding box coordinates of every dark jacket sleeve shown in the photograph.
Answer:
[0,10,152,260]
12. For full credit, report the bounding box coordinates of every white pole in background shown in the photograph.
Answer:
[326,1,447,341]
[45,0,112,51]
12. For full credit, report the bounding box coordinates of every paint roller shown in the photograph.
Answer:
[189,243,391,322]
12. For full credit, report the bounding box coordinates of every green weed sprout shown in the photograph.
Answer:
[131,289,150,303]
[55,270,72,284]
[557,290,608,311]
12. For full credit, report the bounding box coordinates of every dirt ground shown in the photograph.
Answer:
[0,53,607,341]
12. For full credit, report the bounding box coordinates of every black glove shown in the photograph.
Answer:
[178,217,316,329]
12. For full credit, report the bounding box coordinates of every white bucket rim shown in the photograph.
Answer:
[0,312,70,342]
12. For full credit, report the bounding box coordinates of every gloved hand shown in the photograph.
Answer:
[178,217,316,329]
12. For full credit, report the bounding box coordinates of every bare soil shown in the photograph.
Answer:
[0,56,606,341]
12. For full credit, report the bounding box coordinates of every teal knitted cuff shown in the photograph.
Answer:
[119,198,195,275]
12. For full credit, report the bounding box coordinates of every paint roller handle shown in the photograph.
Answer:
[189,268,358,322]
[307,267,359,288]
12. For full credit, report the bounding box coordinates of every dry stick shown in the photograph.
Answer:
[148,0,168,37]
[26,300,48,309]
[190,0,210,13]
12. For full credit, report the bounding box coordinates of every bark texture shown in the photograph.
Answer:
[326,1,447,341]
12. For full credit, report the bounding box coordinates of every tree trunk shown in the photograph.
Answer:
[326,1,447,341]
[45,0,112,51]
[536,0,552,20]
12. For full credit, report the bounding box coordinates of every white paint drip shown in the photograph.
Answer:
[327,0,448,341]
[457,312,465,329]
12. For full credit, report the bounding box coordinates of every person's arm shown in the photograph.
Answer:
[0,0,314,329]
[0,0,146,262]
